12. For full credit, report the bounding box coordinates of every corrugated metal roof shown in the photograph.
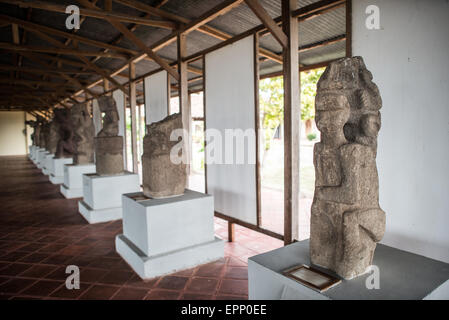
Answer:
[0,0,346,108]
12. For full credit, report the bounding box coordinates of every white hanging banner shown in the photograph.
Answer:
[144,70,169,125]
[112,90,126,167]
[92,99,102,135]
[205,35,257,225]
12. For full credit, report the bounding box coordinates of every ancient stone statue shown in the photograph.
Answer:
[46,119,60,155]
[25,120,38,146]
[55,108,75,159]
[142,113,186,199]
[94,96,124,175]
[310,57,386,280]
[33,117,43,147]
[72,103,95,165]
[38,119,48,150]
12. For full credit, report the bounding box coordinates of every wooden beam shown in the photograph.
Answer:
[244,0,287,48]
[177,33,191,180]
[254,33,262,228]
[282,0,300,245]
[0,65,98,75]
[76,0,180,81]
[181,0,244,34]
[228,222,235,242]
[0,0,176,29]
[0,14,135,55]
[345,0,352,57]
[0,42,128,59]
[129,62,138,173]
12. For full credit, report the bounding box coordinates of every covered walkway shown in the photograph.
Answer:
[0,156,281,300]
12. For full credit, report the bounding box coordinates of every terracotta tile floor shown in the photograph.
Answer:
[0,156,282,300]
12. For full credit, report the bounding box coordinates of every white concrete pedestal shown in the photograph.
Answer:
[49,158,73,184]
[28,146,33,159]
[60,164,96,199]
[248,240,449,300]
[31,147,40,164]
[36,149,49,169]
[116,189,224,279]
[42,154,54,175]
[78,172,140,224]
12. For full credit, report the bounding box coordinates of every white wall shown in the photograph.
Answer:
[0,111,27,156]
[144,70,169,125]
[353,0,449,262]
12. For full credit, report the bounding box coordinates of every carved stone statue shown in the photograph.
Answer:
[55,108,75,159]
[142,113,186,199]
[38,119,48,150]
[33,117,43,147]
[94,96,124,175]
[310,57,386,280]
[46,119,60,155]
[25,119,38,146]
[72,103,95,165]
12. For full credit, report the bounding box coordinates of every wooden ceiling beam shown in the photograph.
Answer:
[0,14,136,56]
[76,0,180,81]
[0,65,99,75]
[244,0,287,48]
[0,42,129,59]
[0,0,177,29]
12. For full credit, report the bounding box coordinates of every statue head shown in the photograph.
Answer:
[315,93,350,144]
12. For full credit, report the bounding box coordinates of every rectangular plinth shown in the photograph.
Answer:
[79,201,123,224]
[37,150,49,169]
[116,234,224,279]
[43,154,54,176]
[122,190,216,257]
[248,240,449,300]
[60,164,96,199]
[82,172,140,210]
[49,158,73,185]
[77,172,140,224]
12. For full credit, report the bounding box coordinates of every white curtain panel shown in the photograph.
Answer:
[205,35,257,225]
[144,70,169,125]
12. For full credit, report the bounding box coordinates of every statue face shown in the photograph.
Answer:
[361,114,380,137]
[315,95,350,137]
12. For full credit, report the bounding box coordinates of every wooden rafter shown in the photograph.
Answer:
[0,0,177,29]
[244,0,288,48]
[76,0,180,81]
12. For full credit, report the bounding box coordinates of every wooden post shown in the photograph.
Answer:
[129,62,138,173]
[345,0,352,58]
[178,33,191,184]
[103,78,109,94]
[282,0,300,245]
[228,222,235,242]
[254,33,262,227]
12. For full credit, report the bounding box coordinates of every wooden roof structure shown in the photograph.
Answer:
[0,0,347,112]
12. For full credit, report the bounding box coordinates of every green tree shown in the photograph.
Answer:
[259,67,324,149]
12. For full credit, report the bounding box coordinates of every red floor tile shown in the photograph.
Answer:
[218,279,248,296]
[18,264,58,279]
[185,277,219,294]
[79,284,120,300]
[0,278,36,295]
[20,280,63,297]
[111,287,148,300]
[145,289,180,300]
[157,276,189,291]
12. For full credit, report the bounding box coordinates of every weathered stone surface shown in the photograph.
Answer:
[72,103,95,165]
[55,108,75,159]
[142,113,186,199]
[310,57,386,280]
[94,96,124,176]
[38,119,48,150]
[46,120,60,154]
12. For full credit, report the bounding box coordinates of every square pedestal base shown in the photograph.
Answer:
[116,189,224,279]
[248,240,449,300]
[60,164,96,199]
[42,154,54,176]
[77,172,140,224]
[116,234,224,279]
[37,150,49,169]
[79,201,122,224]
[49,157,73,185]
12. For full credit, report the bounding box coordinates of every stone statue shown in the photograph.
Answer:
[55,108,75,159]
[25,119,38,146]
[94,96,124,175]
[46,119,60,155]
[142,113,186,199]
[310,57,386,280]
[33,117,43,147]
[72,103,95,165]
[38,119,48,150]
